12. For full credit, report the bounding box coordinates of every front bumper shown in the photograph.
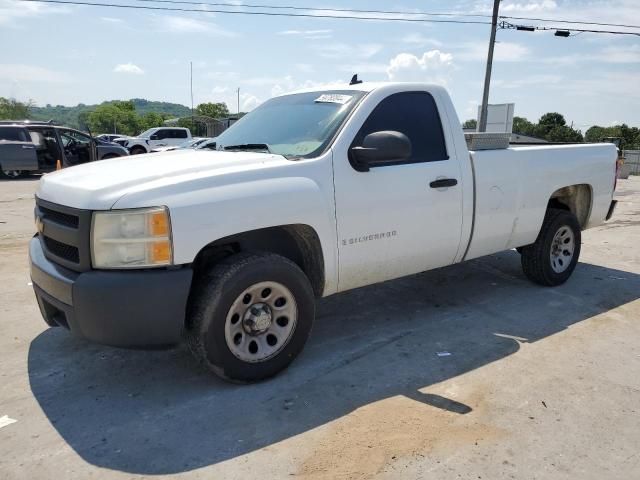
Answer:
[29,236,193,347]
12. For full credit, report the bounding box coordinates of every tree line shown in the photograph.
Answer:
[463,112,640,148]
[0,97,233,137]
[2,97,638,148]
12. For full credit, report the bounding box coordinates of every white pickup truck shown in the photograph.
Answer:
[30,82,618,382]
[117,127,192,154]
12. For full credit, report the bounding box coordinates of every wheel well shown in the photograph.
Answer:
[548,184,592,229]
[191,224,325,297]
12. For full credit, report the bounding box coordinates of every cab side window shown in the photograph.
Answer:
[351,91,448,166]
[173,129,188,139]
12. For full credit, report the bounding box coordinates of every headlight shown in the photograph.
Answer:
[91,207,173,269]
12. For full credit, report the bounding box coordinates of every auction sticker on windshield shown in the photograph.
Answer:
[315,94,353,104]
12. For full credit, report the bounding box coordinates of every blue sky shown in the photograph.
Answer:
[1,0,638,129]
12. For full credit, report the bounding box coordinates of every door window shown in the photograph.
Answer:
[173,129,188,139]
[351,92,448,167]
[59,129,92,165]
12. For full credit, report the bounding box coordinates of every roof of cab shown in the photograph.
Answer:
[279,82,447,97]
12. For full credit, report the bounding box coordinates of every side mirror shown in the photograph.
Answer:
[349,131,412,172]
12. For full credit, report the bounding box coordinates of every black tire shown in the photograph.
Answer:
[521,208,581,286]
[129,146,146,155]
[185,252,315,382]
[0,169,26,180]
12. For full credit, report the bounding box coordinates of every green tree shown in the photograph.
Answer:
[462,119,477,129]
[196,102,229,119]
[139,112,168,131]
[584,125,607,143]
[512,116,536,136]
[0,97,32,120]
[86,102,140,136]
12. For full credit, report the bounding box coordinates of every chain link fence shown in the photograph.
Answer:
[622,150,640,176]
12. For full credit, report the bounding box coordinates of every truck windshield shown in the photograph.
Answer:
[138,129,155,138]
[215,90,366,159]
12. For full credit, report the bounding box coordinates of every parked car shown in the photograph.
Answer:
[29,83,618,382]
[0,121,129,179]
[120,127,192,154]
[96,134,128,143]
[150,137,210,153]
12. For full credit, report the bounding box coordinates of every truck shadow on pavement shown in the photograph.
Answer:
[28,250,640,474]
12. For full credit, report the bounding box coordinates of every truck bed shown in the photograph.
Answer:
[465,143,617,261]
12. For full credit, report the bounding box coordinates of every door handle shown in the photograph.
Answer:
[430,178,458,188]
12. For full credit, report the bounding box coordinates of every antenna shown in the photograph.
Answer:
[349,74,363,85]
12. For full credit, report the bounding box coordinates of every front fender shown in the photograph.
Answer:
[114,169,339,295]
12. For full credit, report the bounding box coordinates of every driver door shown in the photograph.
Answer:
[59,129,97,166]
[332,91,464,291]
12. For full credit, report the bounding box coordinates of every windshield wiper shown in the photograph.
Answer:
[223,143,271,153]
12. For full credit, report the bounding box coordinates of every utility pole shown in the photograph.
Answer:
[478,0,501,132]
[237,87,240,115]
[190,61,194,132]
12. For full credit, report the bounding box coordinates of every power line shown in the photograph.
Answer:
[13,0,640,34]
[131,0,640,30]
[14,0,640,31]
[501,15,640,30]
[130,0,495,19]
[501,21,640,37]
[12,0,493,24]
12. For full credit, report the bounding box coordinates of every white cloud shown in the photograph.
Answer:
[500,0,557,13]
[240,93,261,111]
[315,43,383,60]
[113,63,144,75]
[278,29,332,40]
[471,0,557,14]
[0,64,72,83]
[158,16,236,36]
[211,86,229,94]
[279,29,332,36]
[401,33,443,47]
[494,73,563,89]
[0,0,71,26]
[386,50,454,86]
[295,63,315,73]
[339,63,388,74]
[101,17,123,23]
[455,42,529,62]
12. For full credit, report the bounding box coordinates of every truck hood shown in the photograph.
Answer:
[37,150,289,210]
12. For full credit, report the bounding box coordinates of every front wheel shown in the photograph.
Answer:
[0,169,26,179]
[185,252,315,382]
[521,208,581,286]
[129,146,146,155]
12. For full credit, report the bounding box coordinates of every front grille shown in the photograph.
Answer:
[39,206,79,228]
[35,197,92,272]
[44,237,80,263]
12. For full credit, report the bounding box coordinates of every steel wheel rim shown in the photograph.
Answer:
[2,170,20,178]
[550,225,575,273]
[224,281,297,363]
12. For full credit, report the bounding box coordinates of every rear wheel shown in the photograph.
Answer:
[521,208,581,286]
[185,252,315,382]
[0,169,26,179]
[129,146,146,155]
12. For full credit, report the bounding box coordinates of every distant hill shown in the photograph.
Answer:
[29,99,191,128]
